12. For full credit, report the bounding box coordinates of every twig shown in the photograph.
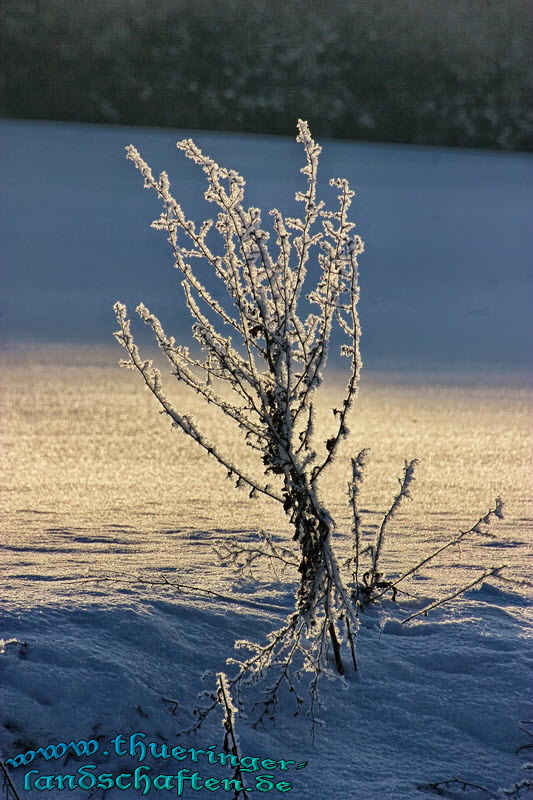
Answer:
[402,566,506,624]
[368,459,417,592]
[214,530,299,579]
[347,448,369,607]
[371,497,505,603]
[0,756,22,800]
[417,776,491,797]
[58,574,287,613]
[217,674,252,800]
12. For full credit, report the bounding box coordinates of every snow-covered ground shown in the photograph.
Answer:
[1,121,532,799]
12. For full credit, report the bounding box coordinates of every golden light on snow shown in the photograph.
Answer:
[1,346,531,610]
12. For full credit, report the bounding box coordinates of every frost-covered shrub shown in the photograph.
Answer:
[114,122,506,727]
[115,121,362,679]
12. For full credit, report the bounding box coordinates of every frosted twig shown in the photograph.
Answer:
[216,674,252,800]
[402,565,506,624]
[371,459,418,585]
[214,531,299,579]
[347,448,370,607]
[371,497,505,602]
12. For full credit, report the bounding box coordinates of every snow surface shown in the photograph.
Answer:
[1,121,532,799]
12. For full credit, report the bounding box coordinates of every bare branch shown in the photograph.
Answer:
[402,565,506,624]
[0,756,22,800]
[371,497,505,602]
[416,777,492,797]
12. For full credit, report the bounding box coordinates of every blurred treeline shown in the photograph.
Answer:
[2,0,531,149]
